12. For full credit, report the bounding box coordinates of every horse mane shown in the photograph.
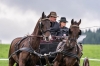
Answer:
[31,18,41,35]
[32,16,49,35]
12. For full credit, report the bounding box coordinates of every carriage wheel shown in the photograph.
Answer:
[83,57,90,66]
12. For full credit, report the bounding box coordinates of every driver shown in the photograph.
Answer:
[57,17,69,36]
[47,11,60,36]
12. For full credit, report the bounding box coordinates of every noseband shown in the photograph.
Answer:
[71,25,79,27]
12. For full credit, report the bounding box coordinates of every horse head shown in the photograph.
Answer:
[66,19,81,48]
[38,12,51,41]
[69,19,81,38]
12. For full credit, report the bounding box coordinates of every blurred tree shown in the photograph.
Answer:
[82,28,100,44]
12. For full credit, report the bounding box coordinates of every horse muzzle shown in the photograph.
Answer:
[43,35,52,42]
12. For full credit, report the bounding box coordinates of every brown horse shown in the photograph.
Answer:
[8,12,51,66]
[53,19,82,66]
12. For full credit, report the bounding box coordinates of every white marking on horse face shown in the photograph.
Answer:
[49,35,52,41]
[43,34,46,41]
[39,21,41,25]
[43,35,47,41]
[45,37,47,41]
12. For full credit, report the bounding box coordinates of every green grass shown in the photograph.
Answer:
[82,45,100,59]
[0,61,8,66]
[0,44,10,58]
[0,44,100,66]
[80,44,100,66]
[0,44,10,66]
[80,59,100,66]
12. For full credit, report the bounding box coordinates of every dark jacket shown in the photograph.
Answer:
[57,26,69,36]
[50,22,60,36]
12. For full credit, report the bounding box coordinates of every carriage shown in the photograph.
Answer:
[36,35,90,66]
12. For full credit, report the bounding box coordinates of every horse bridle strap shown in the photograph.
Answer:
[42,29,51,33]
[71,25,79,27]
[39,21,51,37]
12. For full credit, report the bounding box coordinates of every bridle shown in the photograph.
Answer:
[71,25,79,28]
[37,19,51,41]
[67,24,80,48]
[65,36,77,51]
[39,21,51,36]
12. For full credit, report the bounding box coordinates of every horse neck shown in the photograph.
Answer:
[31,21,41,50]
[68,34,78,51]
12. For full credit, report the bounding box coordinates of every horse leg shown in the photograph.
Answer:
[53,54,63,66]
[9,58,15,66]
[18,52,30,66]
[53,61,60,66]
[18,57,26,66]
[64,57,71,66]
[30,56,39,66]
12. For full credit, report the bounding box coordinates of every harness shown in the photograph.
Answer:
[63,37,80,61]
[62,44,80,61]
[49,38,80,63]
[15,36,28,51]
[9,18,52,66]
[9,36,41,59]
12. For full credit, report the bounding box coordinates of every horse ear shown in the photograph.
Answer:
[42,12,46,19]
[78,19,81,25]
[79,30,82,35]
[68,29,72,34]
[71,19,74,25]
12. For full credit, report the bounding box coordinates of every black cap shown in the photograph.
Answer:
[59,17,68,23]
